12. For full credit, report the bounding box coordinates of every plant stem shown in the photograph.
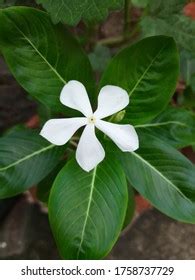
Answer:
[70,140,78,148]
[98,35,124,46]
[123,0,131,39]
[186,60,191,86]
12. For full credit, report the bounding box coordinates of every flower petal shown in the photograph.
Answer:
[60,80,93,117]
[94,85,129,119]
[40,118,87,145]
[76,124,105,172]
[96,119,139,152]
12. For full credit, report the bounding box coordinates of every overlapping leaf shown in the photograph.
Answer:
[141,1,195,53]
[123,186,135,229]
[36,0,124,25]
[49,156,128,259]
[0,7,95,113]
[0,129,64,198]
[135,107,195,148]
[100,36,179,125]
[115,131,195,223]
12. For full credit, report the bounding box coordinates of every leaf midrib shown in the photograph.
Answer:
[76,167,97,259]
[129,43,167,96]
[4,11,66,84]
[134,121,188,128]
[132,151,192,204]
[0,144,55,172]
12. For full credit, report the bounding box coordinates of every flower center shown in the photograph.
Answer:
[88,115,96,124]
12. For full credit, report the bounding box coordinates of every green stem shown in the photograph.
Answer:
[123,0,131,39]
[70,140,78,148]
[98,35,124,46]
[186,60,191,86]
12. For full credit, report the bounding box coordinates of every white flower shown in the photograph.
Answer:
[40,80,139,172]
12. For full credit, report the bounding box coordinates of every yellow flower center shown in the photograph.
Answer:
[88,115,96,124]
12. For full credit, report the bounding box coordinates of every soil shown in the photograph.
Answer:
[0,57,36,134]
[109,209,195,260]
[1,196,195,259]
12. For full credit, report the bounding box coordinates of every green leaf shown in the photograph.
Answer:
[0,129,64,198]
[37,161,65,203]
[88,44,111,74]
[142,16,195,53]
[49,156,128,260]
[135,107,195,148]
[36,0,124,26]
[0,0,34,7]
[100,36,179,125]
[148,0,186,16]
[140,1,195,53]
[131,0,149,8]
[180,50,195,85]
[122,185,135,229]
[116,131,195,223]
[0,7,95,113]
[0,0,17,6]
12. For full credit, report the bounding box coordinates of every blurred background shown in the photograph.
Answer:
[0,0,195,259]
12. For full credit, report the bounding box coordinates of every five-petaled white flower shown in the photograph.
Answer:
[40,80,139,172]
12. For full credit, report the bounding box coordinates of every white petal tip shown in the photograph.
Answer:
[76,155,104,172]
[121,138,139,152]
[60,80,92,116]
[78,164,93,172]
[39,131,64,146]
[76,124,105,173]
[124,143,139,152]
[94,85,129,119]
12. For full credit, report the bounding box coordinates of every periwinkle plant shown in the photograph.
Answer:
[0,6,195,260]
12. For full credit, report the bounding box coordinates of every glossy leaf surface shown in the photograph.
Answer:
[0,130,64,198]
[37,161,65,203]
[122,185,135,229]
[135,107,195,148]
[49,156,128,259]
[117,131,195,223]
[0,7,95,113]
[100,36,179,125]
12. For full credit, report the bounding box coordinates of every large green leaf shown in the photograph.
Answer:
[140,1,195,53]
[122,185,135,229]
[116,131,195,223]
[100,36,179,125]
[49,156,128,260]
[0,7,95,113]
[141,16,195,54]
[37,161,65,204]
[36,0,124,26]
[0,129,64,198]
[135,107,195,148]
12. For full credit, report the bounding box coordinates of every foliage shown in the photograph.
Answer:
[137,107,195,148]
[0,0,34,7]
[0,129,65,198]
[88,45,111,74]
[49,156,128,259]
[115,130,195,223]
[131,0,149,8]
[0,4,194,260]
[0,7,95,114]
[36,0,124,25]
[140,0,195,53]
[100,36,179,125]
